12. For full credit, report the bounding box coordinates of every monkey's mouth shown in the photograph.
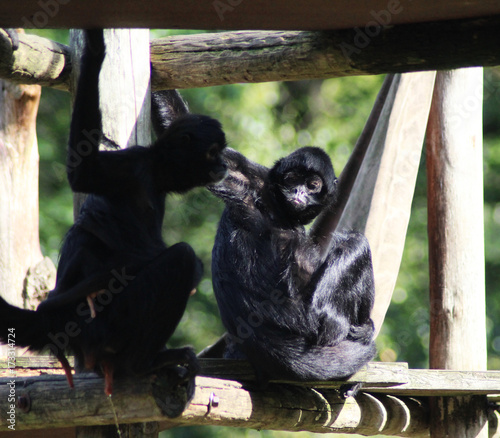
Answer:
[291,195,307,206]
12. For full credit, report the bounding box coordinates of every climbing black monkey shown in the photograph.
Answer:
[0,29,227,397]
[208,146,376,384]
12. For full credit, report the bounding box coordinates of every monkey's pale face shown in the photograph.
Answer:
[280,171,323,208]
[273,169,327,225]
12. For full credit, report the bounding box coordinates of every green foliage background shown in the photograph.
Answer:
[30,29,500,437]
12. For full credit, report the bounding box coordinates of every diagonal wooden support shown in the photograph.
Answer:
[337,71,436,334]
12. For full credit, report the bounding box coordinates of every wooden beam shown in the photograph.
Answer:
[0,357,409,386]
[150,16,500,89]
[161,383,430,437]
[1,0,500,30]
[0,369,195,432]
[68,28,153,438]
[4,358,500,434]
[0,371,427,436]
[0,30,70,90]
[4,357,500,397]
[0,78,44,311]
[426,69,487,437]
[1,15,500,91]
[198,359,409,388]
[366,369,500,396]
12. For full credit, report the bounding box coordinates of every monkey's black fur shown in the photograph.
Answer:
[209,147,376,383]
[0,29,227,397]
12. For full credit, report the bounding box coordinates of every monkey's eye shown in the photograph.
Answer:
[206,144,219,161]
[306,176,322,192]
[283,172,300,186]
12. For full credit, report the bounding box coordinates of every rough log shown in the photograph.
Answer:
[1,15,500,91]
[0,34,57,357]
[4,364,500,435]
[0,29,70,90]
[0,366,426,436]
[0,369,198,432]
[4,357,500,435]
[426,68,488,437]
[162,380,430,437]
[150,16,500,89]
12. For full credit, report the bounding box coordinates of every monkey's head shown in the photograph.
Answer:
[152,114,227,193]
[268,147,337,226]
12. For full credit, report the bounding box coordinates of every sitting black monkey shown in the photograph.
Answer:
[0,29,227,398]
[208,146,376,385]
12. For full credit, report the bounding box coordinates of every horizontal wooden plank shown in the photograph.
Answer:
[5,357,500,396]
[1,357,499,434]
[0,356,73,370]
[199,359,409,386]
[366,369,500,396]
[2,0,500,30]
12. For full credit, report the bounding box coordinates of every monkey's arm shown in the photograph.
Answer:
[207,148,268,208]
[66,29,106,193]
[66,30,146,195]
[151,90,189,136]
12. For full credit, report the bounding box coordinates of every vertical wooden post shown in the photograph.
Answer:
[0,70,56,356]
[70,28,154,438]
[0,80,41,307]
[69,28,151,217]
[427,68,487,437]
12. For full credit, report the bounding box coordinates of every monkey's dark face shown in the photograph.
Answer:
[268,147,336,225]
[275,169,328,224]
[202,142,228,184]
[153,114,227,192]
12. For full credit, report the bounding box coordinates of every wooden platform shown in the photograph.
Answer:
[1,357,500,436]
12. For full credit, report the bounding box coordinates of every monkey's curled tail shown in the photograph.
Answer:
[247,336,377,382]
[0,296,50,351]
[299,339,377,380]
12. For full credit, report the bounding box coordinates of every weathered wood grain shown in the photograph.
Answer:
[1,15,500,91]
[426,68,488,438]
[337,71,436,334]
[150,17,500,89]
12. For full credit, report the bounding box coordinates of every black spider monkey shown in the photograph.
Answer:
[150,88,376,389]
[0,29,227,397]
[208,146,376,386]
